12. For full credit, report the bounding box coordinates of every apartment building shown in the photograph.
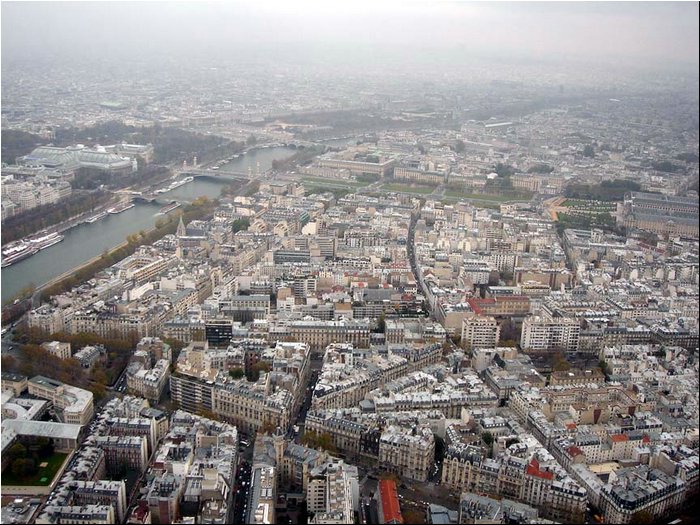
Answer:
[212,381,292,435]
[520,315,580,353]
[287,319,370,352]
[170,373,215,414]
[461,316,500,351]
[305,411,370,460]
[95,435,149,475]
[442,449,586,523]
[598,465,686,524]
[126,359,170,403]
[35,505,116,524]
[42,341,72,360]
[70,480,128,523]
[378,425,434,482]
[70,309,161,339]
[28,304,67,334]
[307,458,359,525]
[74,345,103,369]
[246,465,276,525]
[136,337,172,364]
[147,472,184,525]
[107,417,158,455]
[549,368,605,387]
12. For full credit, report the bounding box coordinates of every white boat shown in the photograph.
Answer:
[29,232,65,250]
[156,202,182,215]
[107,202,135,214]
[85,211,108,223]
[1,243,39,267]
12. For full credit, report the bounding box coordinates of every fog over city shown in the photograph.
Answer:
[1,3,698,525]
[3,2,699,74]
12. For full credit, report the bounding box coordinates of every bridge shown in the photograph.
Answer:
[182,168,252,180]
[132,195,190,206]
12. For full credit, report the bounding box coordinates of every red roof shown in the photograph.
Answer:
[567,446,584,457]
[526,459,554,480]
[610,434,629,443]
[466,298,483,314]
[642,435,651,444]
[379,479,404,524]
[566,423,577,430]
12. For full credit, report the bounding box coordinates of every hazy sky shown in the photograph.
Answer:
[2,1,699,71]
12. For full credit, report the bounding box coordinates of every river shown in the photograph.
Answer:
[1,146,295,303]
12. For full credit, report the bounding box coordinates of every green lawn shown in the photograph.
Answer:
[444,190,527,203]
[381,183,435,194]
[302,176,364,189]
[562,198,616,210]
[305,186,352,199]
[441,195,501,209]
[1,452,68,486]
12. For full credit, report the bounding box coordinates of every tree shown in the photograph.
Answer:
[1,355,17,373]
[259,422,276,434]
[11,457,37,478]
[248,361,271,382]
[553,358,572,372]
[454,139,466,153]
[379,472,400,482]
[551,351,572,372]
[583,145,595,158]
[376,313,386,334]
[196,408,217,420]
[246,135,257,146]
[229,368,245,380]
[7,443,27,461]
[527,163,554,174]
[493,163,515,177]
[232,218,251,234]
[403,509,426,524]
[482,431,494,447]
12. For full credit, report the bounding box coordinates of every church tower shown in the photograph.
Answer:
[176,214,186,238]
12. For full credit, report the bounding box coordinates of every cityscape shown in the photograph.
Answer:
[0,2,698,525]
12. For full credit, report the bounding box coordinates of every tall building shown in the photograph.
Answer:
[307,458,359,524]
[246,465,276,525]
[520,315,580,353]
[461,316,501,351]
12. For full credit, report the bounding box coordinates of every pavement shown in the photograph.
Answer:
[1,327,21,358]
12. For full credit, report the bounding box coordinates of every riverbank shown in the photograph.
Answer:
[37,199,216,302]
[2,145,296,306]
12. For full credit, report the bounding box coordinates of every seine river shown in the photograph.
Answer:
[1,146,295,303]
